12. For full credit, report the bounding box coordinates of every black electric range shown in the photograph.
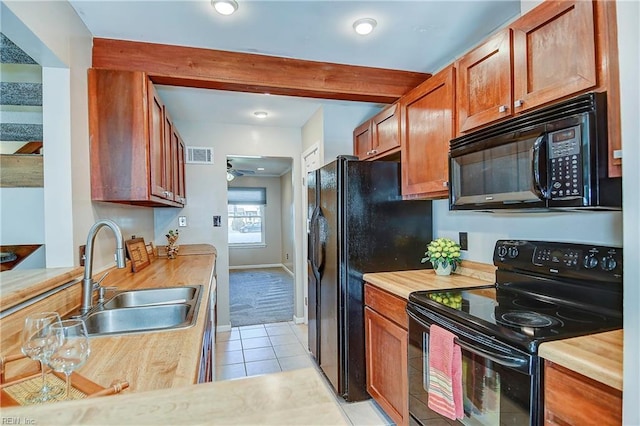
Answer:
[408,240,623,354]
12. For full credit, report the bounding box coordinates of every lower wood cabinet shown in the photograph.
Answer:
[544,360,622,425]
[364,283,409,426]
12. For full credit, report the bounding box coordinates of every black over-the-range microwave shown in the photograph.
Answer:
[449,92,622,211]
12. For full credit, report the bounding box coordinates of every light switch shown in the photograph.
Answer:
[178,216,187,227]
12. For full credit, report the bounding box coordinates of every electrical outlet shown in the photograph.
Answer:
[213,216,221,227]
[459,232,468,251]
[79,245,86,266]
[286,253,289,260]
[178,216,187,227]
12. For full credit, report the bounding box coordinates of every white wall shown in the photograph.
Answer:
[301,107,323,160]
[617,1,640,423]
[155,122,303,329]
[323,103,381,164]
[281,169,295,273]
[228,176,283,267]
[2,0,155,273]
[434,202,623,264]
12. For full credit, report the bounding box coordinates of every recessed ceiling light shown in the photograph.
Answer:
[254,111,268,119]
[353,18,377,36]
[257,167,265,171]
[212,0,238,16]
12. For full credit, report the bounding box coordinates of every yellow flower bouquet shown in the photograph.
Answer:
[421,237,462,271]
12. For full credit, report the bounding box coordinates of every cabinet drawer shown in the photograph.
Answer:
[364,283,407,329]
[544,361,621,426]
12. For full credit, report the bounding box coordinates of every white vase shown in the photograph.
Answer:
[433,263,452,276]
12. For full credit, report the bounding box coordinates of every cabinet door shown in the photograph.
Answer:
[365,306,408,426]
[401,66,455,199]
[456,29,512,133]
[354,120,372,160]
[512,0,597,113]
[175,134,186,205]
[544,361,621,426]
[162,107,175,201]
[371,104,400,157]
[148,81,168,200]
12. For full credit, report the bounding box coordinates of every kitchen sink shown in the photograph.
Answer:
[80,285,203,336]
[103,286,200,309]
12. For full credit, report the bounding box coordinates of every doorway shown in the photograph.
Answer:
[226,155,295,327]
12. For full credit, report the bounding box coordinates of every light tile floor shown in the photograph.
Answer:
[215,321,394,425]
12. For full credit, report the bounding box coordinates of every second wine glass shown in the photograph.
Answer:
[20,311,63,403]
[49,319,91,399]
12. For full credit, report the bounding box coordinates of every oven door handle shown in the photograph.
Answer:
[453,338,528,369]
[408,309,529,369]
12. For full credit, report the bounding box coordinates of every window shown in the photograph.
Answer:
[228,187,267,246]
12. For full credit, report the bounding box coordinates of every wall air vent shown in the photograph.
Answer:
[186,146,213,164]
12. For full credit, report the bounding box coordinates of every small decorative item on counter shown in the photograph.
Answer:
[421,237,462,276]
[166,229,179,259]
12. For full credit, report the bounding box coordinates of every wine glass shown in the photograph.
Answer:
[20,312,63,403]
[49,319,91,399]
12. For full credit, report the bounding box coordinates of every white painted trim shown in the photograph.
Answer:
[292,315,305,325]
[216,324,232,333]
[282,265,294,277]
[228,263,283,270]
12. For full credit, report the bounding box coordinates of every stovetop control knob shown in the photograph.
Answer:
[600,256,617,271]
[508,247,519,258]
[497,246,508,258]
[583,254,598,269]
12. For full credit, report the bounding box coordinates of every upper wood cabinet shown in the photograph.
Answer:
[88,68,185,207]
[400,66,455,200]
[456,29,512,133]
[457,0,598,133]
[353,103,400,160]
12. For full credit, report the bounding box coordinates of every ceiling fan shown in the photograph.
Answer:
[227,160,255,181]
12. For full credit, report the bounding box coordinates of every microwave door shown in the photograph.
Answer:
[450,134,546,210]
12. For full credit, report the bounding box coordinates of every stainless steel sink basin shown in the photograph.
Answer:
[103,286,199,309]
[81,285,202,336]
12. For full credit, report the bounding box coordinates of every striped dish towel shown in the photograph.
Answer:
[427,324,463,420]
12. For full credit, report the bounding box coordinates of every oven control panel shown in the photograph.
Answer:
[494,240,622,281]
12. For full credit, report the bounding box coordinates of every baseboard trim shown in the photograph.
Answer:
[293,315,305,324]
[282,265,294,277]
[216,324,232,333]
[229,263,282,270]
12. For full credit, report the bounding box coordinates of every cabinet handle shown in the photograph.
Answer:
[370,149,378,155]
[443,181,449,188]
[514,99,523,108]
[498,105,508,113]
[365,150,372,155]
[164,191,170,197]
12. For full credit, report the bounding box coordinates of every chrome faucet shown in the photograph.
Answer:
[81,220,127,314]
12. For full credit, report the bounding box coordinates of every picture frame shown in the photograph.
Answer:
[124,237,150,272]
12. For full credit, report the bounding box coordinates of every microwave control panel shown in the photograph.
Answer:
[548,125,582,199]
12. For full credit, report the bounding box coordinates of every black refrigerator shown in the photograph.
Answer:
[307,156,433,402]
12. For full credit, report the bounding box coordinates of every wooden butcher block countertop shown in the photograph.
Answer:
[363,260,496,300]
[539,330,623,391]
[2,367,348,426]
[1,244,218,392]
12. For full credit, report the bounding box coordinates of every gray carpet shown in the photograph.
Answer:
[229,267,294,327]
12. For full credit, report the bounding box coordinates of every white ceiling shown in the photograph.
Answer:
[67,0,521,175]
[69,0,521,126]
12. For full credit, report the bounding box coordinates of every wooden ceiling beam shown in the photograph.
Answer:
[92,38,431,104]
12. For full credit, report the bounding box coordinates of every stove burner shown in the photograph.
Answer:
[556,308,607,323]
[499,311,559,328]
[512,298,557,310]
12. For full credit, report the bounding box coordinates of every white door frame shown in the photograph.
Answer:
[300,142,321,324]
